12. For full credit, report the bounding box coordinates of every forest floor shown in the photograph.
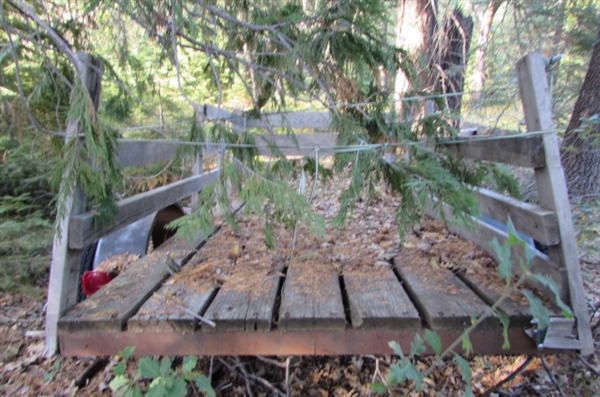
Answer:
[1,174,600,396]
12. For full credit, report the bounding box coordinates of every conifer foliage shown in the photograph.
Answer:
[1,0,518,243]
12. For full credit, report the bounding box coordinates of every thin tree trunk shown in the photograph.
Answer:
[471,0,503,103]
[435,9,473,127]
[394,0,438,117]
[561,31,600,196]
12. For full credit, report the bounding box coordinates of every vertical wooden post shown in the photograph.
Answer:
[516,52,593,355]
[45,53,103,356]
[191,107,205,212]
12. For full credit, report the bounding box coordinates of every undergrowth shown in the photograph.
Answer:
[0,137,54,292]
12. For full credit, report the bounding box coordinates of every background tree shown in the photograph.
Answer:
[469,0,504,104]
[561,31,600,196]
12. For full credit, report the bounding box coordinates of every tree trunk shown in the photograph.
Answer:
[471,0,503,103]
[434,9,473,127]
[561,31,600,196]
[394,0,438,117]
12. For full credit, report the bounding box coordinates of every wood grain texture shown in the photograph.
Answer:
[117,140,179,168]
[279,261,346,331]
[455,272,533,328]
[517,52,593,354]
[251,132,337,156]
[128,283,216,333]
[68,170,218,249]
[58,249,193,332]
[438,135,546,167]
[245,111,332,130]
[202,281,280,332]
[476,187,559,245]
[45,53,102,356]
[394,253,498,330]
[343,268,420,329]
[426,199,569,302]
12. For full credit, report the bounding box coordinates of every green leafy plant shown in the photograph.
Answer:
[374,218,573,395]
[109,347,215,397]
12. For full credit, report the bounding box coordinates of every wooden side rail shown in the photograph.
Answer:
[68,169,219,249]
[438,135,546,168]
[475,187,559,246]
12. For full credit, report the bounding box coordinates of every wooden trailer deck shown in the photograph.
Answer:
[47,52,593,357]
[58,207,544,357]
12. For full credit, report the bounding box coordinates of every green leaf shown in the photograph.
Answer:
[410,334,426,358]
[522,289,550,330]
[465,385,475,397]
[146,379,167,397]
[122,346,136,359]
[138,357,161,379]
[182,356,198,375]
[461,333,473,356]
[114,361,127,376]
[388,340,404,358]
[424,329,442,355]
[506,218,521,246]
[109,375,131,394]
[159,357,173,377]
[498,311,511,350]
[454,354,472,383]
[529,273,573,318]
[168,378,188,397]
[489,238,512,281]
[370,382,388,394]
[194,374,216,397]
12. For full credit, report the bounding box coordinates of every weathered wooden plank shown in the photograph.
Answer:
[203,281,280,332]
[455,272,532,328]
[128,283,216,333]
[517,51,593,354]
[279,261,346,331]
[251,132,338,156]
[245,111,332,130]
[59,327,542,357]
[58,249,193,332]
[438,135,546,168]
[476,187,559,246]
[46,53,102,356]
[117,140,179,168]
[343,268,420,329]
[394,253,498,330]
[426,199,569,303]
[68,170,219,249]
[198,104,237,120]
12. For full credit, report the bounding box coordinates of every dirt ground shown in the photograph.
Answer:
[1,178,600,396]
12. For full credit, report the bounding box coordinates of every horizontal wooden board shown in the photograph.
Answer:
[59,327,542,357]
[251,132,337,156]
[117,140,179,168]
[438,135,546,168]
[279,261,346,331]
[128,283,216,333]
[476,187,559,246]
[117,140,217,168]
[426,199,569,303]
[202,282,279,332]
[394,253,498,330]
[68,170,219,249]
[244,111,332,130]
[455,272,533,328]
[343,268,420,330]
[198,104,238,120]
[58,249,193,332]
